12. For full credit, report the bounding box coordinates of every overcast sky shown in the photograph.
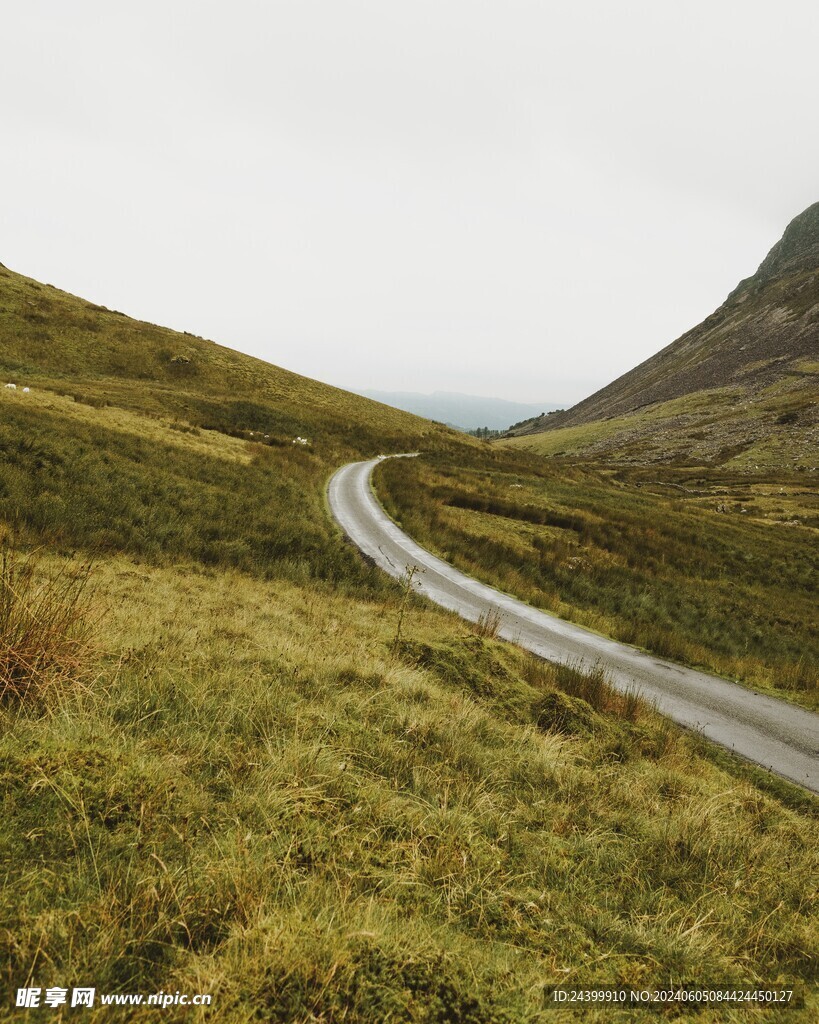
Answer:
[4,1,818,404]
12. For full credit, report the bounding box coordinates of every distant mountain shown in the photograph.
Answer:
[354,390,560,431]
[505,203,819,468]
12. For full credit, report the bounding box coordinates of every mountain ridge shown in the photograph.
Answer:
[504,202,818,467]
[732,201,819,295]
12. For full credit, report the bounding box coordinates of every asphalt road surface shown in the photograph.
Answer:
[328,456,819,794]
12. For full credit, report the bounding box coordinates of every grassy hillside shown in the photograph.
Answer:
[1,263,817,1019]
[375,450,818,710]
[0,263,471,586]
[0,262,446,444]
[505,203,819,468]
[502,376,818,471]
[3,552,817,1021]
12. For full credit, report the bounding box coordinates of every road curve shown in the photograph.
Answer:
[328,456,819,794]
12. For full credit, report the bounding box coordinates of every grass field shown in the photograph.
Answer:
[2,553,817,1021]
[1,263,818,1020]
[0,263,468,470]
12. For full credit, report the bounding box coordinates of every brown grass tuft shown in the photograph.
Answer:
[0,542,95,702]
[472,606,502,639]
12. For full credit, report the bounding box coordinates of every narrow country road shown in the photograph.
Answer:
[328,456,819,794]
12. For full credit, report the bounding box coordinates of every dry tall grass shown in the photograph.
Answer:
[0,542,95,701]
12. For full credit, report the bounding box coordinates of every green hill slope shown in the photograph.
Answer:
[505,203,819,468]
[0,262,471,584]
[0,262,458,454]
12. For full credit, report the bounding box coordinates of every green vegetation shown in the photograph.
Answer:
[0,396,376,588]
[375,449,818,708]
[1,263,817,1019]
[0,264,464,461]
[1,558,817,1021]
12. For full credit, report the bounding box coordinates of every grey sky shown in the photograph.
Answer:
[4,1,818,404]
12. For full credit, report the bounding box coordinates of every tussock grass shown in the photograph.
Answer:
[0,541,95,703]
[529,658,646,725]
[472,606,503,639]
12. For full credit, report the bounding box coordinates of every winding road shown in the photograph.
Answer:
[328,456,819,794]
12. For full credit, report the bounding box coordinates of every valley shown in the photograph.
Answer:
[1,237,817,1019]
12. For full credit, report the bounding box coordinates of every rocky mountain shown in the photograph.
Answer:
[505,203,818,468]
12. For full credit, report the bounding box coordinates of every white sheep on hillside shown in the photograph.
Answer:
[22,387,30,393]
[4,383,16,389]
[292,436,310,446]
